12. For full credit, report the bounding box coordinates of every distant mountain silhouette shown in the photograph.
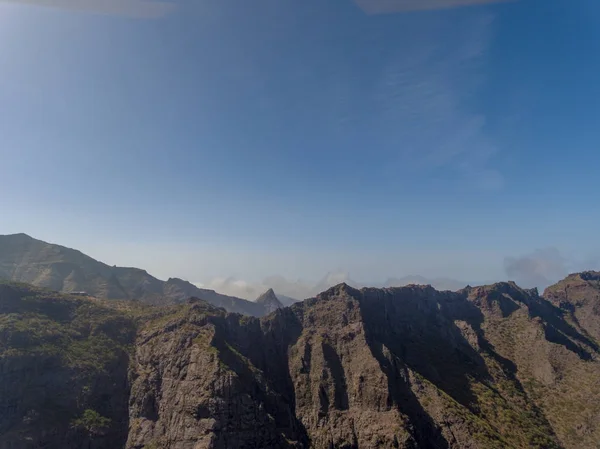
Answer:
[255,288,284,314]
[275,292,301,306]
[0,233,268,316]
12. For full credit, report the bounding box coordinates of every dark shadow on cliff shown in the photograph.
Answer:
[467,283,597,359]
[210,308,310,448]
[358,287,488,407]
[357,287,487,448]
[368,338,450,449]
[530,298,598,357]
[445,285,570,440]
[321,341,350,411]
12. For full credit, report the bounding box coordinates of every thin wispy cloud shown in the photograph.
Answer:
[158,1,505,191]
[355,0,515,15]
[328,11,504,189]
[0,0,175,18]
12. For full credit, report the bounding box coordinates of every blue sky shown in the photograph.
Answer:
[1,0,599,297]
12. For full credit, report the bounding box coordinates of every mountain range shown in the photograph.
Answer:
[2,233,600,448]
[1,271,600,448]
[207,273,487,303]
[0,234,469,312]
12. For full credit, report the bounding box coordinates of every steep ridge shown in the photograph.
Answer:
[2,276,600,448]
[0,234,267,316]
[543,271,600,343]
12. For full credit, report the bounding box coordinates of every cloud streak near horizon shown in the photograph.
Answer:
[355,0,515,14]
[0,0,175,18]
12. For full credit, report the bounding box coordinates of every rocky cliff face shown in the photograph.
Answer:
[127,280,600,449]
[2,274,600,449]
[543,271,600,343]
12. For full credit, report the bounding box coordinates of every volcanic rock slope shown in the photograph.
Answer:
[1,273,600,449]
[544,271,600,343]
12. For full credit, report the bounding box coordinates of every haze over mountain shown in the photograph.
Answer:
[204,273,488,302]
[3,232,592,309]
[0,233,484,306]
[0,233,270,316]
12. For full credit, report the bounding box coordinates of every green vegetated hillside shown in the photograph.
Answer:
[1,272,600,448]
[0,282,137,448]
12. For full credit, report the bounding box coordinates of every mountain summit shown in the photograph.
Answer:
[255,288,284,314]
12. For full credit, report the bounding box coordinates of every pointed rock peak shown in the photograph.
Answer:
[256,288,280,304]
[256,288,283,314]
